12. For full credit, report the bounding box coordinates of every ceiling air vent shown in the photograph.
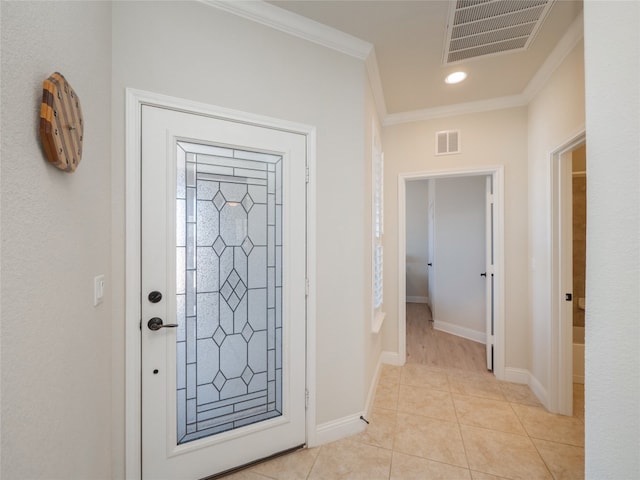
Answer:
[436,130,461,156]
[443,0,555,64]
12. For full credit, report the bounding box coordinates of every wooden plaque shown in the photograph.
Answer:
[39,72,84,172]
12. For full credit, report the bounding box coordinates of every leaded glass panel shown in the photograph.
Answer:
[176,141,283,444]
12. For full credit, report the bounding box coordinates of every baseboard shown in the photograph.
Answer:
[314,414,367,446]
[504,367,548,407]
[406,296,429,304]
[433,320,485,344]
[528,373,549,407]
[381,350,403,366]
[503,367,530,385]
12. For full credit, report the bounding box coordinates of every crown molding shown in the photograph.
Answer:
[383,10,583,126]
[201,0,373,60]
[200,0,582,127]
[365,50,388,119]
[383,94,527,126]
[523,10,584,102]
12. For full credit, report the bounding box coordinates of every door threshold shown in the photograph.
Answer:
[200,444,307,480]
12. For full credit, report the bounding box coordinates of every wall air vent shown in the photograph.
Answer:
[443,0,555,64]
[436,130,461,156]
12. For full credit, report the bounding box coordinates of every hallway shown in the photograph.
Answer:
[221,304,585,479]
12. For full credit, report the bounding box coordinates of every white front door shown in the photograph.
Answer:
[141,105,307,479]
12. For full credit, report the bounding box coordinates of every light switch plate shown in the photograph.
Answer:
[94,274,105,306]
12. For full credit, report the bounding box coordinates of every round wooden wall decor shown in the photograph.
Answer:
[39,72,84,172]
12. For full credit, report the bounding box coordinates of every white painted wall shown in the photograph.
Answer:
[111,2,370,470]
[0,2,112,478]
[405,181,429,301]
[583,1,639,476]
[433,176,486,340]
[527,41,585,397]
[382,108,529,370]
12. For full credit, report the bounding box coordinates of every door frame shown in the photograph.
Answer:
[549,130,585,415]
[124,89,317,479]
[397,166,505,379]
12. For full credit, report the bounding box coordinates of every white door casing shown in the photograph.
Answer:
[397,167,504,379]
[549,131,585,415]
[485,176,495,371]
[124,89,317,480]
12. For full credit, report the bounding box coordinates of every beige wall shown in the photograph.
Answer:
[0,2,112,478]
[363,74,384,408]
[382,108,529,371]
[111,3,370,473]
[527,40,585,392]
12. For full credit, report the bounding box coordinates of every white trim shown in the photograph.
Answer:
[528,372,549,408]
[384,95,526,126]
[201,0,372,60]
[381,350,403,367]
[384,11,584,126]
[406,296,429,304]
[398,166,506,380]
[313,415,367,446]
[433,320,485,344]
[523,11,584,102]
[549,130,586,415]
[125,88,143,480]
[503,367,548,407]
[503,367,530,385]
[125,88,317,478]
[201,0,582,128]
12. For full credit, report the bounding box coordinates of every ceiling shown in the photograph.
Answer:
[267,0,583,115]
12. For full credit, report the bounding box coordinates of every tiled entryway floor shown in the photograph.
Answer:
[223,365,585,480]
[223,303,584,479]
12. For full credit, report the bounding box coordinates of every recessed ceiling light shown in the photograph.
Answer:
[445,71,467,84]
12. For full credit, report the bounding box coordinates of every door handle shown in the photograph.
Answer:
[480,272,487,277]
[428,263,433,267]
[147,317,178,331]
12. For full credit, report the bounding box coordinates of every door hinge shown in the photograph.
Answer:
[305,278,309,297]
[305,165,310,184]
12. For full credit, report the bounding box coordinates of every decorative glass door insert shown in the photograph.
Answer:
[176,141,283,444]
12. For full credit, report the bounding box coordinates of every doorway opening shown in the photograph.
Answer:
[398,166,505,380]
[550,131,586,416]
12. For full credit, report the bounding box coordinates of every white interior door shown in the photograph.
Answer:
[485,176,495,371]
[426,179,435,311]
[141,105,307,479]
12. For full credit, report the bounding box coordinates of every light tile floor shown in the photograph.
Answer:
[222,304,584,479]
[222,366,585,480]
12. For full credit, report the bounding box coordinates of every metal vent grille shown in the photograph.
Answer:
[443,0,555,64]
[436,130,461,155]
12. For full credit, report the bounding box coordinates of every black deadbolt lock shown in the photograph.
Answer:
[148,291,163,303]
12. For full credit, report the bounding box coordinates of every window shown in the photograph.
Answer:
[372,131,385,332]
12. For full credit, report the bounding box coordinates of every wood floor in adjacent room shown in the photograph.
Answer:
[222,302,585,480]
[405,302,487,373]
